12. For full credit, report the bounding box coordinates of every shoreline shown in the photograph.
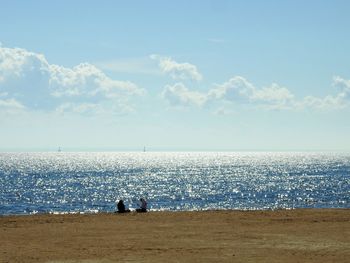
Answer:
[0,207,348,217]
[1,209,349,262]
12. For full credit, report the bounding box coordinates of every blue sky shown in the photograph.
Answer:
[1,0,350,151]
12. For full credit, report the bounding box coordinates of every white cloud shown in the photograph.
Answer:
[294,76,350,110]
[251,83,295,110]
[150,54,202,81]
[333,76,350,90]
[0,46,51,110]
[332,76,350,100]
[208,76,255,102]
[50,63,143,99]
[252,83,294,103]
[0,45,144,114]
[208,77,294,109]
[297,95,345,110]
[0,98,25,109]
[162,83,207,107]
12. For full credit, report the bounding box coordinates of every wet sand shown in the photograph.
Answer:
[1,209,349,263]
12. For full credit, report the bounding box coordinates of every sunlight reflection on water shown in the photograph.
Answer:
[0,152,349,215]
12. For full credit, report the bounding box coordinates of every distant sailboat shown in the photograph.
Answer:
[58,147,62,152]
[143,146,146,152]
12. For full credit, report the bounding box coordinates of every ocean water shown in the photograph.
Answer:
[0,152,349,215]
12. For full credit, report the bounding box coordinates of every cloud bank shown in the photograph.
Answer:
[0,45,144,114]
[161,76,350,111]
[1,44,349,115]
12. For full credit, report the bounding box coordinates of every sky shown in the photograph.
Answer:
[0,0,350,151]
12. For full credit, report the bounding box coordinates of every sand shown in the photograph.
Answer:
[0,209,349,263]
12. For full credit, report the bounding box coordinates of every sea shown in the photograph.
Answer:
[0,152,349,215]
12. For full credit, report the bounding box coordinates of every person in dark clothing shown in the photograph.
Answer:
[117,199,130,213]
[136,198,147,213]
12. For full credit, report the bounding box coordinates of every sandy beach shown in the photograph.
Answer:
[1,209,349,263]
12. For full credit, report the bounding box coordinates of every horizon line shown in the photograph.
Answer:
[0,147,349,153]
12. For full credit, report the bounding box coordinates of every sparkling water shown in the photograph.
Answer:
[0,152,349,215]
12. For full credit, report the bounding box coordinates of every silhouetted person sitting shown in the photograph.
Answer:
[117,199,130,213]
[136,198,147,213]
